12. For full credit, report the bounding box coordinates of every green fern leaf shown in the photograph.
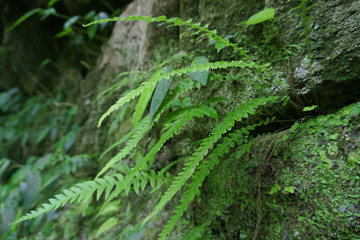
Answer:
[98,116,144,161]
[13,174,123,224]
[151,79,195,124]
[143,97,277,235]
[104,105,217,203]
[83,15,246,53]
[179,222,211,240]
[98,60,263,127]
[133,69,164,127]
[97,69,162,127]
[103,118,186,203]
[7,8,42,31]
[95,217,119,238]
[94,75,131,102]
[158,119,274,238]
[96,115,150,178]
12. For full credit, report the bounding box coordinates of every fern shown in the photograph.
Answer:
[158,119,273,239]
[98,79,195,164]
[83,15,246,54]
[12,174,124,224]
[129,159,180,196]
[98,60,266,127]
[14,13,282,239]
[142,96,277,236]
[132,72,159,127]
[103,104,219,204]
[13,154,177,225]
[96,115,150,178]
[93,71,136,102]
[131,169,172,195]
[98,117,141,161]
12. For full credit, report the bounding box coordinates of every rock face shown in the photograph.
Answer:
[273,0,360,109]
[76,0,360,238]
[180,0,360,109]
[78,0,360,152]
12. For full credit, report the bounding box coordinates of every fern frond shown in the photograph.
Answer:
[96,115,150,178]
[98,115,145,161]
[157,120,271,239]
[98,60,264,127]
[83,15,247,54]
[103,105,218,203]
[143,96,277,233]
[13,174,124,224]
[99,79,195,167]
[131,169,173,195]
[94,72,138,102]
[97,70,162,127]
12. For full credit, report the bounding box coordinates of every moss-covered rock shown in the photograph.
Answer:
[193,102,360,239]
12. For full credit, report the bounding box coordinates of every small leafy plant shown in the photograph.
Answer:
[13,8,280,239]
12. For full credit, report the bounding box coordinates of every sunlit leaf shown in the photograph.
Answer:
[54,27,73,38]
[303,105,318,112]
[245,8,276,25]
[47,0,60,7]
[7,8,42,31]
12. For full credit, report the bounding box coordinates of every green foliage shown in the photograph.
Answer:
[179,222,211,240]
[149,66,173,124]
[303,104,318,112]
[14,12,281,239]
[0,89,89,239]
[5,2,358,239]
[7,8,43,31]
[83,15,247,54]
[7,1,116,42]
[13,174,123,224]
[97,59,264,127]
[157,115,275,239]
[243,8,276,25]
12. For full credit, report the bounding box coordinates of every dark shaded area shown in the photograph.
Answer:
[0,0,132,96]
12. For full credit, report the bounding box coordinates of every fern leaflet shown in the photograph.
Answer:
[96,115,150,178]
[98,115,148,161]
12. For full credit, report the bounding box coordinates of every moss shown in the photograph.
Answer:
[274,102,360,239]
[190,102,360,239]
